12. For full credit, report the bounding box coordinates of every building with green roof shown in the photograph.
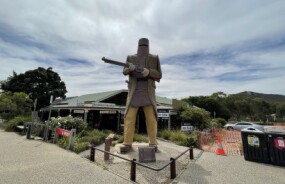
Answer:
[40,89,183,132]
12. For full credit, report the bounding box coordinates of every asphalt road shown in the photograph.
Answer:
[174,151,285,184]
[0,130,131,184]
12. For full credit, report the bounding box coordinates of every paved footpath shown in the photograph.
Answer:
[2,128,285,184]
[0,130,131,184]
[173,151,285,184]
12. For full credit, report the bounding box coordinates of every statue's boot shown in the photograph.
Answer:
[149,144,158,152]
[120,144,132,153]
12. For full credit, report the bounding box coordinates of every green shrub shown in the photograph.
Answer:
[210,118,227,128]
[57,137,69,149]
[169,130,188,142]
[5,116,32,132]
[113,134,122,141]
[31,124,45,137]
[102,129,113,135]
[0,92,33,121]
[180,107,211,130]
[115,135,124,143]
[73,141,90,153]
[158,130,199,147]
[112,134,148,144]
[77,129,109,147]
[186,132,198,147]
[86,129,108,139]
[158,129,172,140]
[80,136,103,146]
[134,134,149,143]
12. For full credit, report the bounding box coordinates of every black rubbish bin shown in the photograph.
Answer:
[241,127,270,164]
[264,126,285,166]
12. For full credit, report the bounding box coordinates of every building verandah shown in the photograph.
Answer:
[40,89,182,132]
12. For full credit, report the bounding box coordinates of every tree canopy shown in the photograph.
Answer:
[0,92,33,120]
[0,67,67,110]
[180,107,211,130]
[184,95,231,121]
[184,92,285,123]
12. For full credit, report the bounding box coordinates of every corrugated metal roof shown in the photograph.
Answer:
[156,96,172,106]
[55,90,123,106]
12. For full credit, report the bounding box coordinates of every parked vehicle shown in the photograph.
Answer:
[224,122,264,131]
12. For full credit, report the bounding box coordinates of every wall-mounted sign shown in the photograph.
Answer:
[158,113,169,118]
[73,110,84,114]
[158,109,168,113]
[92,102,116,107]
[100,110,117,114]
[169,110,177,115]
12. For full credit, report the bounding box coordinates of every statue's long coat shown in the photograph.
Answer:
[123,54,162,119]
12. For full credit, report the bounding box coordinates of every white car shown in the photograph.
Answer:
[224,122,264,131]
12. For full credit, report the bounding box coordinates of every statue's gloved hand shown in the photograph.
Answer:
[142,68,150,77]
[128,63,135,72]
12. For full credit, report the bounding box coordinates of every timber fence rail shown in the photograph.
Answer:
[89,146,194,182]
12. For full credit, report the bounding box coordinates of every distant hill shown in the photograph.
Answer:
[231,91,285,103]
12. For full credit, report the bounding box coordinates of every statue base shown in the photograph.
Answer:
[138,146,156,162]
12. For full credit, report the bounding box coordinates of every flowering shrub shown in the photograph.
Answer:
[49,116,86,133]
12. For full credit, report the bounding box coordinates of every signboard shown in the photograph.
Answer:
[181,122,193,133]
[50,95,54,104]
[158,109,168,113]
[100,110,117,114]
[181,126,193,132]
[56,128,71,137]
[54,128,76,150]
[92,102,116,107]
[158,113,169,118]
[169,110,177,115]
[73,110,85,114]
[138,147,156,163]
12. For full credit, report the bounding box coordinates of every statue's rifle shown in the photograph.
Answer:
[102,57,144,73]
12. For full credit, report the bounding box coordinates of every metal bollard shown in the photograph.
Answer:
[190,146,194,160]
[90,146,95,162]
[130,159,136,182]
[43,125,48,141]
[26,123,31,139]
[170,157,176,179]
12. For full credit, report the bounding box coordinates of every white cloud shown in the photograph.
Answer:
[0,0,285,98]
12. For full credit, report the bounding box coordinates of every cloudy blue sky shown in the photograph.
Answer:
[0,0,285,99]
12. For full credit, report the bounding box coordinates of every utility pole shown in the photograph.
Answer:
[44,95,53,141]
